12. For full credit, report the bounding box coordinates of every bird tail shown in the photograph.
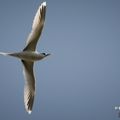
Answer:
[0,52,9,56]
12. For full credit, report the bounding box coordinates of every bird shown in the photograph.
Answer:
[0,1,50,114]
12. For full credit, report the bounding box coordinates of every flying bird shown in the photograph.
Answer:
[0,1,50,114]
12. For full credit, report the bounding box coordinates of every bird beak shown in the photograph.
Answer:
[46,53,51,56]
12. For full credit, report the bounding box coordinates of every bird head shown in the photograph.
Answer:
[41,53,51,58]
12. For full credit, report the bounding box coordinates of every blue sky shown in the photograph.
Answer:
[0,0,120,120]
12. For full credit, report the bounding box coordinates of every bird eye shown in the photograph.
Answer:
[42,53,46,55]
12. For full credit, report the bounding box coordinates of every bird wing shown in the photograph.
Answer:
[23,2,46,51]
[21,60,35,114]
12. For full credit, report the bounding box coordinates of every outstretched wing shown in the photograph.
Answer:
[21,60,35,114]
[23,2,46,51]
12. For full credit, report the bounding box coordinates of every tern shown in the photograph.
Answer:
[0,1,50,114]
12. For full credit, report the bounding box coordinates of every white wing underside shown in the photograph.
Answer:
[23,2,46,51]
[22,60,35,114]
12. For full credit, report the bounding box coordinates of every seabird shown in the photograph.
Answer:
[0,1,50,114]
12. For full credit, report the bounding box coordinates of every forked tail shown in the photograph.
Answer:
[0,52,9,56]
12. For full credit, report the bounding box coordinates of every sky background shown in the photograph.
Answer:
[0,0,120,120]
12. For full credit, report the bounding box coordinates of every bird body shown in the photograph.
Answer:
[0,1,50,114]
[3,51,50,61]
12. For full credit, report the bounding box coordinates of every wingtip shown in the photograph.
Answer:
[28,110,32,114]
[42,1,46,6]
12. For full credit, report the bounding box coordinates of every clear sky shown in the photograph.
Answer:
[0,0,120,120]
